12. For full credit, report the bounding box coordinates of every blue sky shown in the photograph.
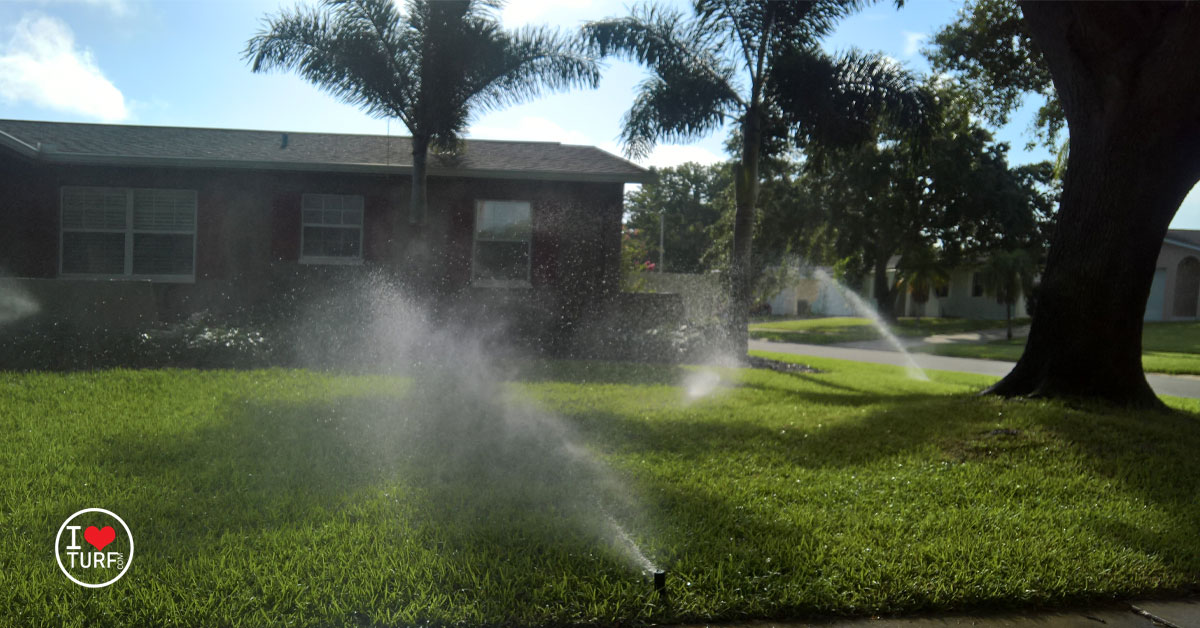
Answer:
[1,0,1197,227]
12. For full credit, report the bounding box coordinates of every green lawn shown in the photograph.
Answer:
[4,360,1200,627]
[749,316,1027,345]
[920,320,1200,375]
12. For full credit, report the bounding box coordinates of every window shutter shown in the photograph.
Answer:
[62,187,127,230]
[133,189,196,231]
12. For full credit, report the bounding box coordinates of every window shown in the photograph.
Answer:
[935,282,949,298]
[61,186,196,281]
[301,194,363,264]
[473,200,532,286]
[972,272,984,297]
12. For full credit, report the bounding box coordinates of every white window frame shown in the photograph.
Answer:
[59,186,197,283]
[299,193,365,265]
[472,199,533,288]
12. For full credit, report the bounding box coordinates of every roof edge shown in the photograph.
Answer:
[1163,237,1200,254]
[0,129,40,157]
[37,150,652,184]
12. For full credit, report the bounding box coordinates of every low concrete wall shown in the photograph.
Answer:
[0,277,158,334]
[638,272,725,322]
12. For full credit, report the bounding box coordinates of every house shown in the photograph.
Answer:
[760,261,1029,321]
[764,269,856,317]
[871,257,1031,321]
[0,119,649,342]
[1144,229,1200,321]
[866,229,1200,322]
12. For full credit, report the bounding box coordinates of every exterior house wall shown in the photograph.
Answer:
[765,274,856,317]
[0,151,624,329]
[1148,240,1200,321]
[877,268,1028,321]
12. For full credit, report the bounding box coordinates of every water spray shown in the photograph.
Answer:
[813,268,929,381]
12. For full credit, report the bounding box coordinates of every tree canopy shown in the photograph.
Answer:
[624,162,731,274]
[801,83,1056,315]
[926,0,1063,149]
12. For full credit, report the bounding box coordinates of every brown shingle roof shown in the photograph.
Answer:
[0,119,649,183]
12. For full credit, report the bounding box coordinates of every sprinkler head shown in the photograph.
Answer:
[653,570,666,596]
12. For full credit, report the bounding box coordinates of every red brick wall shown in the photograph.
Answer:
[0,152,625,321]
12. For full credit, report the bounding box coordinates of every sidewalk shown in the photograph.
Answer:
[748,339,1200,399]
[673,599,1199,627]
[833,325,1032,352]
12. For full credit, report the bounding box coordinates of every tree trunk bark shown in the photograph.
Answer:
[872,251,896,321]
[729,109,762,358]
[985,130,1181,406]
[409,134,430,225]
[986,2,1200,407]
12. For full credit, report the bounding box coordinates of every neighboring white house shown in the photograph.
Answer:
[856,229,1200,322]
[765,269,857,317]
[863,258,1030,321]
[1144,229,1200,321]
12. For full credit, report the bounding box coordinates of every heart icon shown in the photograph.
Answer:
[84,526,116,552]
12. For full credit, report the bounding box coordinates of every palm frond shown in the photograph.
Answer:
[245,0,420,126]
[582,4,742,157]
[467,25,602,117]
[695,0,871,49]
[770,47,935,149]
[621,75,731,159]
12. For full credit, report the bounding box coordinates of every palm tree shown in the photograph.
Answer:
[978,249,1038,340]
[245,0,599,230]
[895,246,949,323]
[583,0,931,357]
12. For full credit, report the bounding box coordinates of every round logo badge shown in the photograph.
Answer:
[55,508,134,588]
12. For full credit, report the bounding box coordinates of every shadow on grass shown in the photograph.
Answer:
[1037,406,1200,580]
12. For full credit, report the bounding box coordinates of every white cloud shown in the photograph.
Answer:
[62,0,132,16]
[594,141,725,169]
[80,0,131,14]
[903,31,927,57]
[502,0,593,27]
[0,14,128,122]
[34,0,131,14]
[637,144,725,169]
[469,115,725,169]
[469,115,593,144]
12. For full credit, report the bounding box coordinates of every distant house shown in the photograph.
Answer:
[865,230,1200,322]
[865,257,1030,321]
[0,119,648,336]
[765,270,857,317]
[1144,229,1200,321]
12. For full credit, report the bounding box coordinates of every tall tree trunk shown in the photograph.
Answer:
[409,134,430,225]
[872,251,895,321]
[729,109,762,357]
[1005,302,1012,341]
[987,2,1200,407]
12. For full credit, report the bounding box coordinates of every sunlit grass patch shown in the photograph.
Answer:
[750,317,1024,345]
[2,359,1199,627]
[918,338,1200,375]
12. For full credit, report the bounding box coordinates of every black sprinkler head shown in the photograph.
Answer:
[653,570,666,596]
